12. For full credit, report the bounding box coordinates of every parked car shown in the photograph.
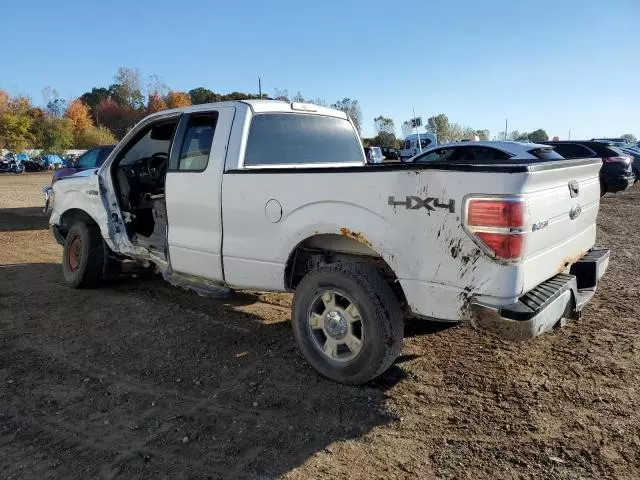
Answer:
[620,147,640,180]
[0,153,25,173]
[404,141,565,164]
[364,146,385,164]
[380,147,400,160]
[400,133,437,160]
[51,145,115,184]
[47,100,609,384]
[43,145,116,213]
[543,141,634,195]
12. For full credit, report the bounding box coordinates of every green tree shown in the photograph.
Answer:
[74,125,117,148]
[426,114,450,143]
[189,87,219,104]
[475,129,490,140]
[528,129,548,143]
[0,113,33,150]
[621,133,637,143]
[34,116,73,153]
[332,98,362,134]
[374,116,395,135]
[110,67,145,108]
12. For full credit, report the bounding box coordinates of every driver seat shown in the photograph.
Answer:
[116,168,132,210]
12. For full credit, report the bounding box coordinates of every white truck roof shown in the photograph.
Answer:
[144,100,348,120]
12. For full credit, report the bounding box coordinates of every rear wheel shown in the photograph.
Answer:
[292,263,404,384]
[62,222,105,288]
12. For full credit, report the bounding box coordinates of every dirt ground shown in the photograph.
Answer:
[1,172,638,479]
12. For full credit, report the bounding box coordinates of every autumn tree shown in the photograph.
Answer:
[80,87,110,123]
[97,98,141,138]
[65,99,94,139]
[165,91,192,109]
[147,92,167,113]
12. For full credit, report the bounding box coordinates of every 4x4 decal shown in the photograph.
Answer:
[388,196,455,213]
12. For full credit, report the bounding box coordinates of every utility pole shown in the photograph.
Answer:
[568,128,571,140]
[258,77,262,99]
[504,119,508,141]
[413,108,422,153]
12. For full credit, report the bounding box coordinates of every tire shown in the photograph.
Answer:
[62,222,105,288]
[291,263,404,384]
[600,179,606,197]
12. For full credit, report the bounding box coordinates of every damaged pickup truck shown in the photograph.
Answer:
[47,100,610,384]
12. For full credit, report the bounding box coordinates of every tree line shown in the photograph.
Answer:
[0,67,365,153]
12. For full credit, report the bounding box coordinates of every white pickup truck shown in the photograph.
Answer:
[46,100,610,384]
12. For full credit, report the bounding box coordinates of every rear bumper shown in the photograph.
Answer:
[471,247,609,340]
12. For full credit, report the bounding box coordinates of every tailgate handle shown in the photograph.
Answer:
[568,180,579,198]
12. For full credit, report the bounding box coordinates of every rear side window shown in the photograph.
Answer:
[453,147,511,162]
[413,148,457,163]
[177,113,218,171]
[243,114,364,166]
[550,144,595,159]
[528,148,564,161]
[584,142,618,157]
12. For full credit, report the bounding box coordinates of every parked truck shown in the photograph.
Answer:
[46,100,610,384]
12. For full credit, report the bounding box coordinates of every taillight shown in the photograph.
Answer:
[467,200,525,228]
[603,155,631,164]
[465,198,527,261]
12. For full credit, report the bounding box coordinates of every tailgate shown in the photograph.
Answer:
[520,158,602,292]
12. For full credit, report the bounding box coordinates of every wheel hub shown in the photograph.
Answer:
[324,311,347,339]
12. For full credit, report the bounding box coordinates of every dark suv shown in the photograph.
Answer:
[543,141,634,195]
[380,147,400,160]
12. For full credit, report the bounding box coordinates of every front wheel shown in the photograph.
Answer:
[292,263,404,384]
[62,222,105,288]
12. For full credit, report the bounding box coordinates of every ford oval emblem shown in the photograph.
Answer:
[569,204,582,220]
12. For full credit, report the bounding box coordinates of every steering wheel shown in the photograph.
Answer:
[146,152,168,181]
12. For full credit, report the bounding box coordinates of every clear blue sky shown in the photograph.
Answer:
[1,0,638,139]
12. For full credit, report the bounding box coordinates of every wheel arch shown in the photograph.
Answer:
[284,233,408,309]
[57,208,101,238]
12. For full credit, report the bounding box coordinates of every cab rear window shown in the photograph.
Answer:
[243,114,364,166]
